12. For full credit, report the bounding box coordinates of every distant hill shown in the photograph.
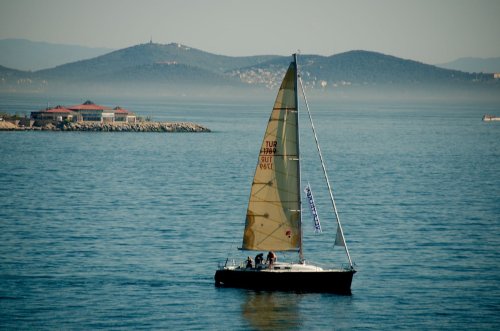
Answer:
[233,50,495,90]
[0,64,27,77]
[0,64,48,92]
[0,42,498,97]
[438,57,500,73]
[0,39,114,71]
[88,62,246,93]
[37,42,278,80]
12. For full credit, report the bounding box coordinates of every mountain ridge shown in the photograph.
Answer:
[1,42,498,96]
[37,42,279,79]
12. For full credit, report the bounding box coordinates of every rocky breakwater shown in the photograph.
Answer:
[0,121,19,130]
[60,122,211,132]
[0,121,210,132]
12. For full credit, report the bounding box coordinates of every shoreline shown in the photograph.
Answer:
[0,121,211,132]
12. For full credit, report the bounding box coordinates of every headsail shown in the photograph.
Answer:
[242,60,301,251]
[334,226,345,246]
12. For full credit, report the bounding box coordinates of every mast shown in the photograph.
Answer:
[294,54,304,263]
[297,66,354,269]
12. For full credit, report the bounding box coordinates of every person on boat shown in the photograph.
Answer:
[255,253,264,266]
[266,251,277,267]
[246,256,253,268]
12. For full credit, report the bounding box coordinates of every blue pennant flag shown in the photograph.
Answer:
[304,184,322,233]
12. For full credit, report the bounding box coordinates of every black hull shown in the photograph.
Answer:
[214,268,356,294]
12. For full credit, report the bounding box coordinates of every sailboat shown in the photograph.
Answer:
[214,54,356,294]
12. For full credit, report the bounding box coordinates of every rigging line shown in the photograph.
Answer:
[298,75,354,269]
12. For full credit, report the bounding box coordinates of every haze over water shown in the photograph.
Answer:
[0,94,499,329]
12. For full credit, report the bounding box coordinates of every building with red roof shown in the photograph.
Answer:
[31,100,137,123]
[67,100,115,122]
[31,105,75,121]
[113,106,137,123]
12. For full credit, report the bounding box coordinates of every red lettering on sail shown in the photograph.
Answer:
[259,155,273,170]
[260,140,278,155]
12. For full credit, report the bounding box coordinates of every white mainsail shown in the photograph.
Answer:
[242,61,301,251]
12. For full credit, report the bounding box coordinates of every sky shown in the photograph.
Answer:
[1,0,499,64]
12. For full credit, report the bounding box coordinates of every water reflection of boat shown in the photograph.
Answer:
[241,291,301,330]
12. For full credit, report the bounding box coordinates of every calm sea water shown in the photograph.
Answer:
[1,94,499,330]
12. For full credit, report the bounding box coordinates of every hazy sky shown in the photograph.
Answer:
[1,0,499,64]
